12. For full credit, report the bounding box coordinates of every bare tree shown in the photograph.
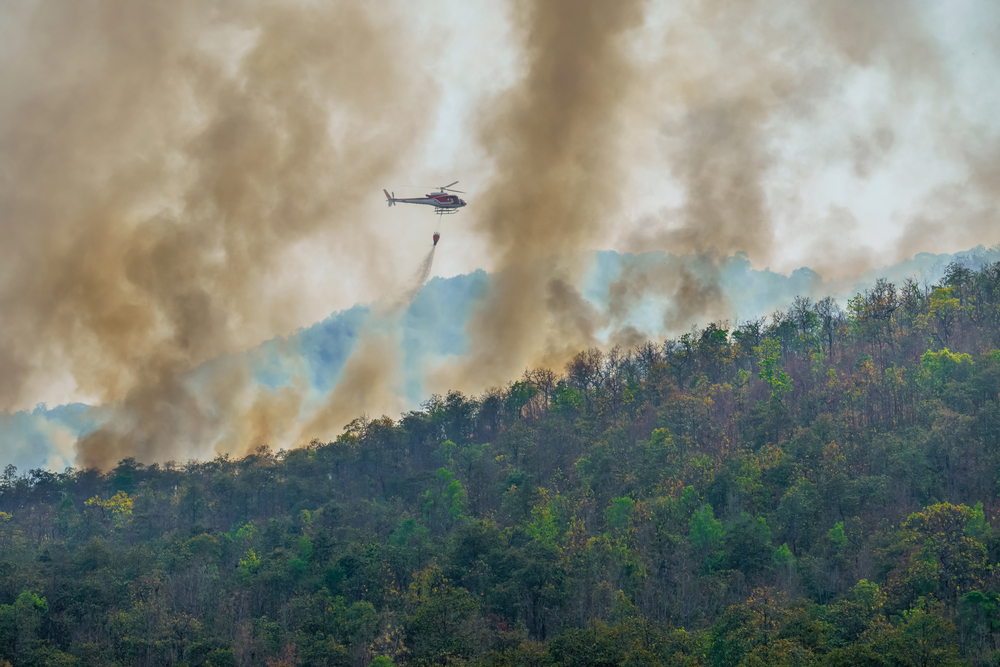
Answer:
[524,367,557,417]
[566,348,604,408]
[633,340,662,380]
[813,296,844,357]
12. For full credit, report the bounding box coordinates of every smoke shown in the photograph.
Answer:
[455,0,983,385]
[608,258,730,338]
[600,0,953,329]
[898,132,1000,260]
[0,0,435,468]
[451,0,648,391]
[298,329,403,442]
[5,0,998,469]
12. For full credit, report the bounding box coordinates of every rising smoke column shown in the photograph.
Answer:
[611,0,952,333]
[0,0,435,468]
[454,0,648,390]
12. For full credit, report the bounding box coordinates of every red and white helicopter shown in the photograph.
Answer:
[383,182,467,214]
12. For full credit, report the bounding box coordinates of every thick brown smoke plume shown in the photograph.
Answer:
[299,330,403,442]
[0,0,434,468]
[608,259,730,337]
[455,0,648,389]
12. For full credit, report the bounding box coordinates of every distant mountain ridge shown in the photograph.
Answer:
[3,244,998,472]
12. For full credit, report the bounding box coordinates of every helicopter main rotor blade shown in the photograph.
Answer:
[442,181,459,190]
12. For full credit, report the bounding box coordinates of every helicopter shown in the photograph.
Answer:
[383,182,467,214]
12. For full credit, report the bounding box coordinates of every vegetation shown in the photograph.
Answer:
[3,261,1000,666]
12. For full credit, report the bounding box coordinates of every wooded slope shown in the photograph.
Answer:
[2,261,1000,666]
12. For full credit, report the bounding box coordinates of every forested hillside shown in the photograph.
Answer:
[2,261,1000,667]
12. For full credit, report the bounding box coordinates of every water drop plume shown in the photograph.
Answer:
[302,244,437,442]
[393,246,437,312]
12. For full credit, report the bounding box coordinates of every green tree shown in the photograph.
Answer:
[405,563,478,666]
[722,513,774,580]
[689,504,724,572]
[827,580,885,647]
[920,348,973,390]
[885,598,964,667]
[888,503,988,608]
[710,588,794,667]
[526,493,560,548]
[0,591,48,659]
[606,497,634,534]
[925,287,962,347]
[423,468,467,533]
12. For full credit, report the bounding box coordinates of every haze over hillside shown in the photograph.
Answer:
[3,244,997,473]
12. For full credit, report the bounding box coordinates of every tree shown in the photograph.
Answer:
[566,348,604,409]
[774,478,821,554]
[722,514,774,580]
[710,588,794,667]
[814,296,845,357]
[405,563,478,666]
[756,339,793,401]
[885,503,988,609]
[885,598,964,667]
[689,504,724,572]
[423,469,466,533]
[926,287,962,347]
[919,348,973,391]
[0,591,48,660]
[827,580,885,646]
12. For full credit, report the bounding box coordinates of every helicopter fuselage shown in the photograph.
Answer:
[383,189,466,211]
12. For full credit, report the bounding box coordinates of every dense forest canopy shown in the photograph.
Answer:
[2,260,1000,666]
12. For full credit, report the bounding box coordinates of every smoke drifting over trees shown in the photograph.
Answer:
[450,0,998,393]
[0,1,435,467]
[1,0,998,467]
[611,0,966,334]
